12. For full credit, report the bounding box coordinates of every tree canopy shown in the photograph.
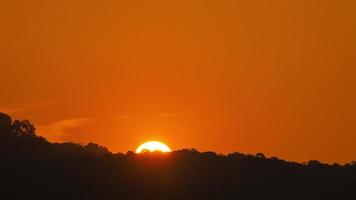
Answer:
[0,113,355,200]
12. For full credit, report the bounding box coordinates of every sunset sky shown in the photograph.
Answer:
[1,0,355,163]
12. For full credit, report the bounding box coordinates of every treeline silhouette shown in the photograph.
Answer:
[0,112,355,200]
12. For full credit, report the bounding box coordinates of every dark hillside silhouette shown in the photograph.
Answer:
[0,112,355,200]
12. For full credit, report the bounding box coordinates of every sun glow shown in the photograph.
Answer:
[135,141,172,153]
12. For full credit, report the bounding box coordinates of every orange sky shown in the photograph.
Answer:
[1,0,356,163]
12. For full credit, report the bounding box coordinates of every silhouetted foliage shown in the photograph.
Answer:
[0,113,355,200]
[84,142,111,156]
[255,152,266,159]
[0,113,13,138]
[0,112,44,141]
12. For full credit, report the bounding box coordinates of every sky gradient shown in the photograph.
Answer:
[1,0,356,163]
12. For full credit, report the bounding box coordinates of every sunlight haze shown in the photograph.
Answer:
[1,0,356,163]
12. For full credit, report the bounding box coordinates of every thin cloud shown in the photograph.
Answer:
[111,115,136,120]
[157,112,184,118]
[0,101,54,115]
[37,118,91,142]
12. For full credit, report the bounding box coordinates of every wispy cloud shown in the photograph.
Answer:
[110,113,185,120]
[157,112,184,118]
[0,101,54,115]
[111,115,136,120]
[37,118,91,142]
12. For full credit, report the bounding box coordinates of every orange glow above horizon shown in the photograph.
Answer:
[1,0,356,163]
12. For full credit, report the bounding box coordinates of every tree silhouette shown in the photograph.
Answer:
[255,152,266,159]
[0,112,355,200]
[0,113,12,138]
[12,119,36,137]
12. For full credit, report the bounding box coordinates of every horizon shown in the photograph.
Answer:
[1,112,355,165]
[1,0,356,164]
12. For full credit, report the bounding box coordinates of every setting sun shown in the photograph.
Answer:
[135,141,172,153]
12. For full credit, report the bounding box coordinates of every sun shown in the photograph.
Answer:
[135,141,172,153]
